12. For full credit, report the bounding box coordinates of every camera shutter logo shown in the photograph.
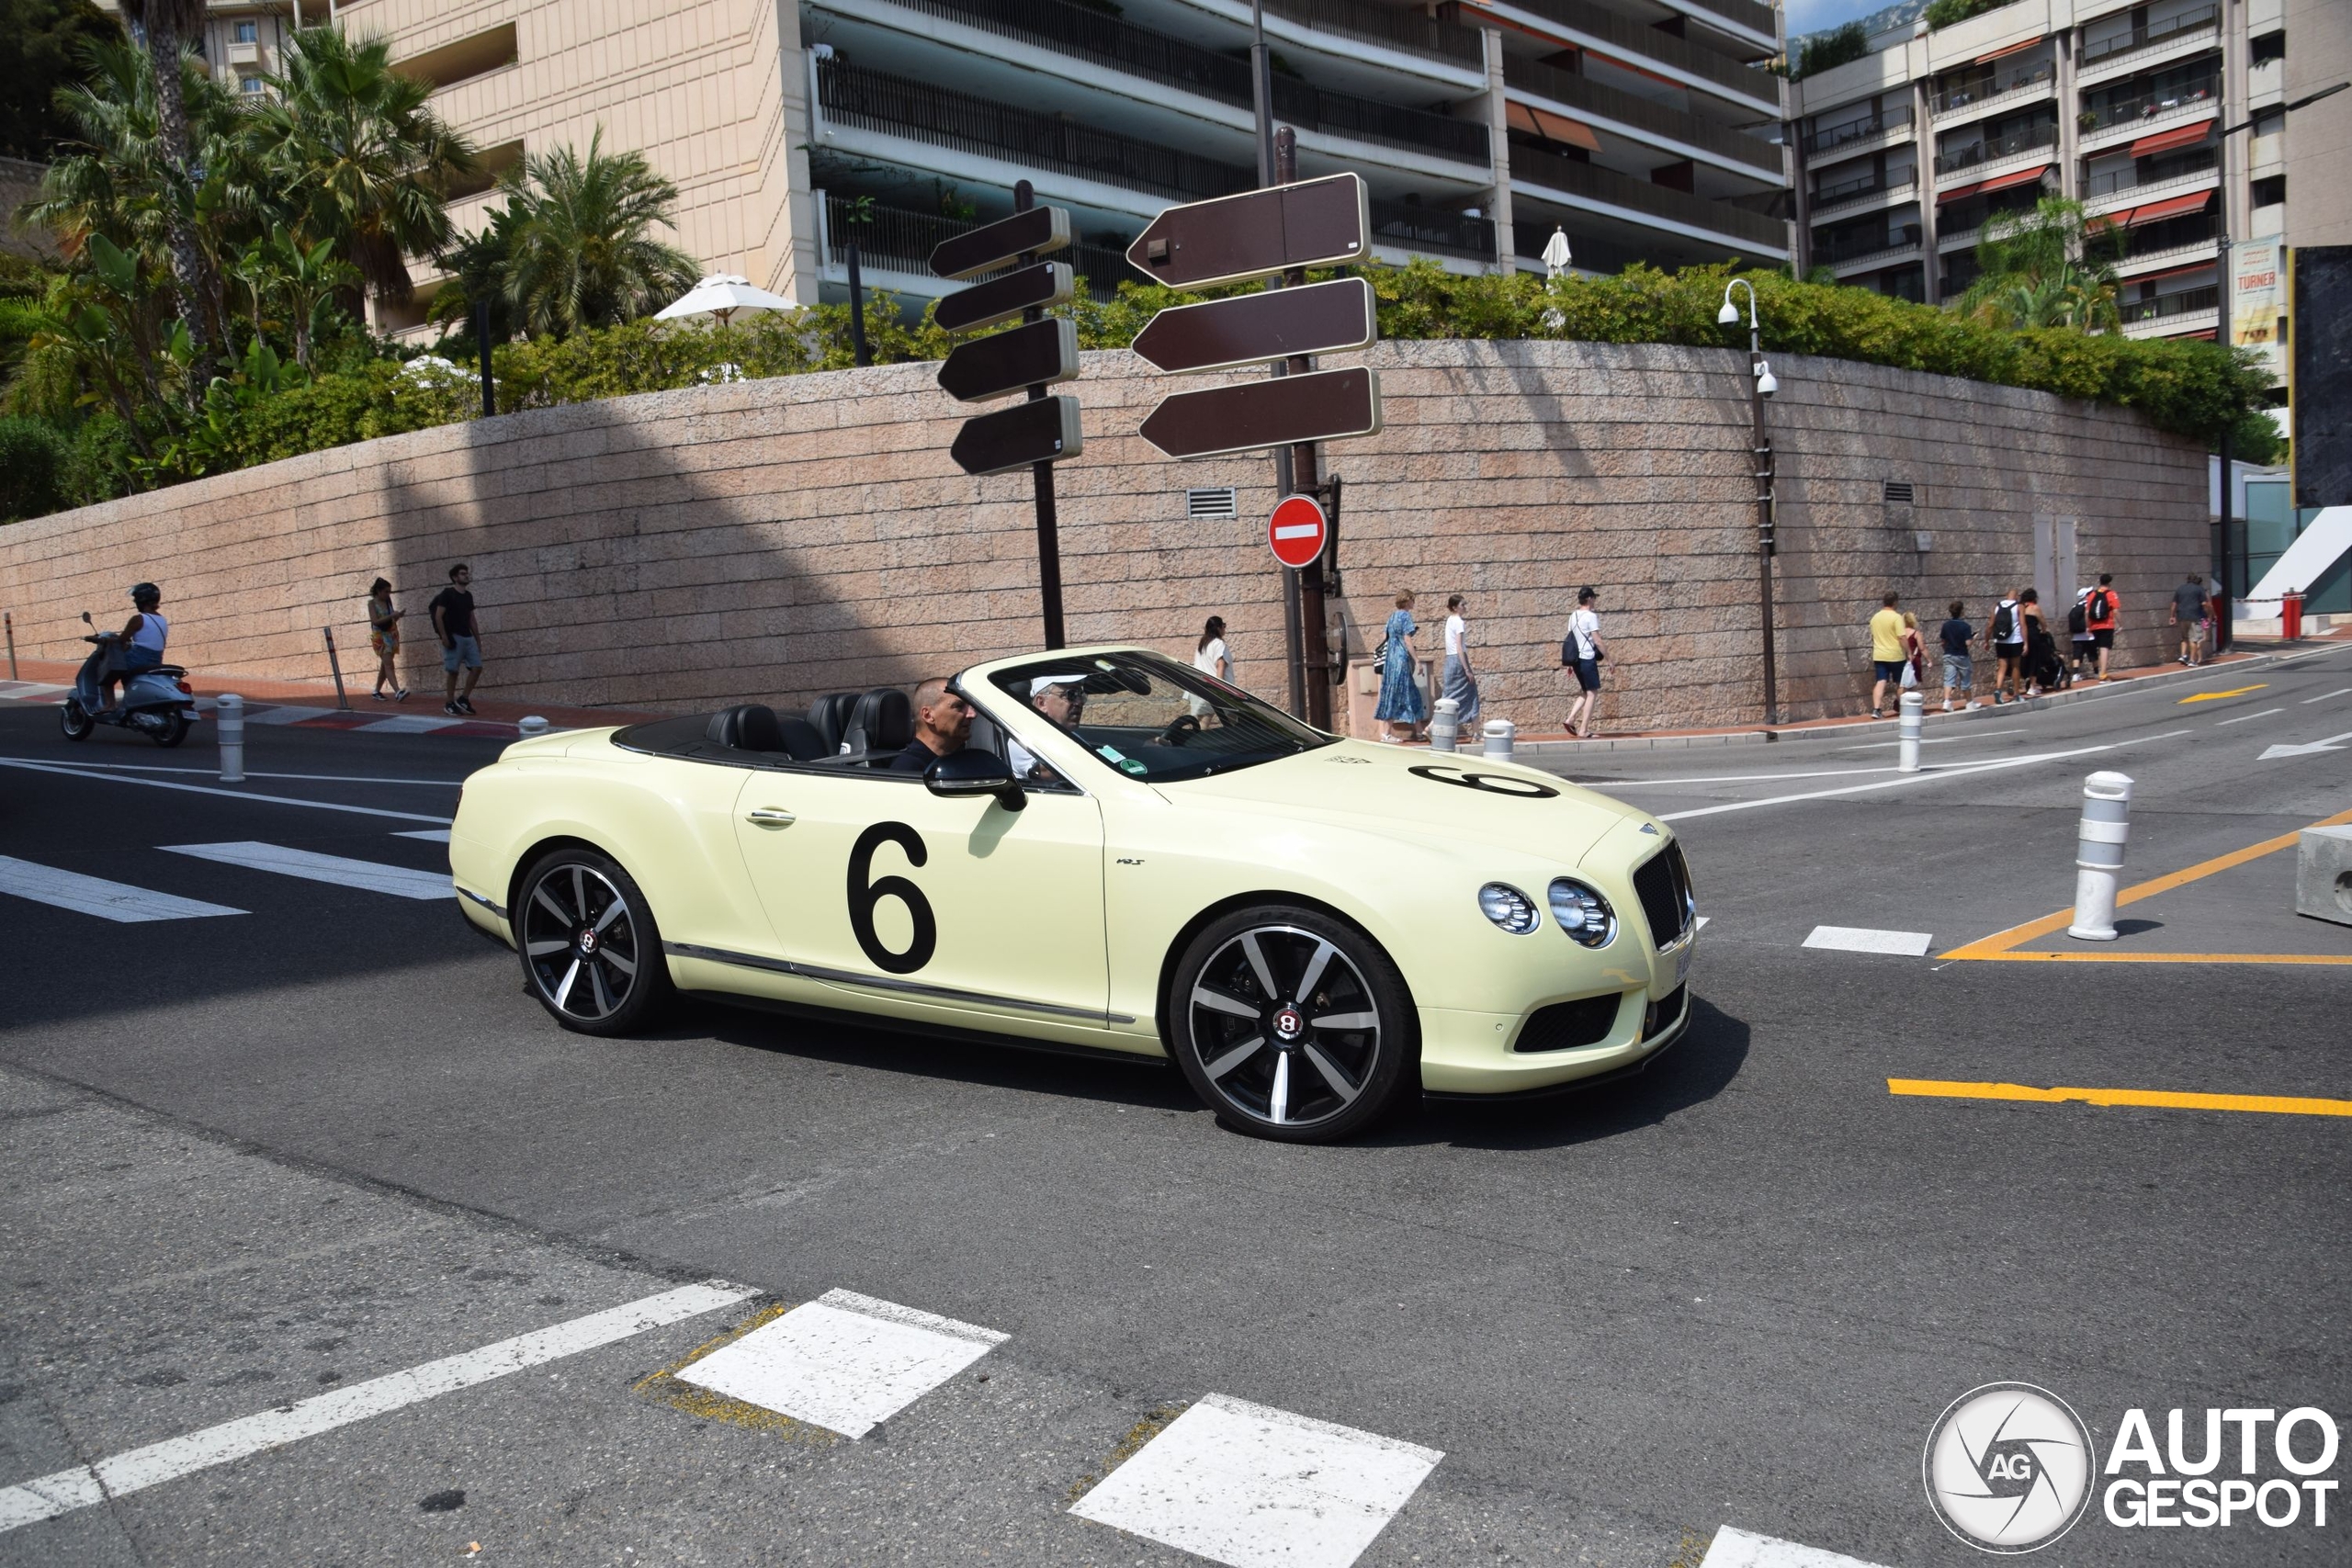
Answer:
[1923,1382,2095,1552]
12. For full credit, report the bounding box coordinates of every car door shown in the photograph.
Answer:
[729,761,1112,1035]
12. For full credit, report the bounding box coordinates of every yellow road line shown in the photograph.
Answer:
[2179,685,2267,703]
[1939,806,2352,961]
[1888,1078,2352,1118]
[1961,950,2352,964]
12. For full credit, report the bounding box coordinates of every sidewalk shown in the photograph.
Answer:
[0,659,659,741]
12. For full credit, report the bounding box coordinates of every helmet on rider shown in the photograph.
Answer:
[130,581,161,608]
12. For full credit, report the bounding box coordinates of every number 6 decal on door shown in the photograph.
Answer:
[848,821,938,974]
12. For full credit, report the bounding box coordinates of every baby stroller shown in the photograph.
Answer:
[2024,620,2069,694]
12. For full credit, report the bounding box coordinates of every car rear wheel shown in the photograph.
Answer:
[1170,906,1415,1143]
[516,848,672,1035]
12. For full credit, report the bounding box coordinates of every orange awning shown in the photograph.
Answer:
[1974,38,2042,64]
[2125,190,2214,226]
[1507,99,1603,152]
[1938,179,1983,202]
[1977,163,2052,194]
[2129,118,2216,158]
[2132,260,2219,284]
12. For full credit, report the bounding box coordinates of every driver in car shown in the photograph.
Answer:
[1007,673,1087,783]
[891,676,973,773]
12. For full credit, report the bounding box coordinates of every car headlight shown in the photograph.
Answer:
[1477,882,1542,935]
[1548,877,1617,947]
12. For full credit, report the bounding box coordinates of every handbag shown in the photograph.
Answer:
[1374,635,1391,665]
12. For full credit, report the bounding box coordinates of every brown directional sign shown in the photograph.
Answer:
[1131,277,1376,376]
[930,206,1070,281]
[938,318,1079,404]
[1138,367,1380,461]
[1125,174,1369,289]
[950,395,1084,477]
[933,262,1073,335]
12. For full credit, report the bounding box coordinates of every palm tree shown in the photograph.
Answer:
[247,27,474,320]
[1958,196,2122,332]
[116,0,222,381]
[498,130,699,339]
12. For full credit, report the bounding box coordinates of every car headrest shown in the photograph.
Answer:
[808,693,858,753]
[775,716,828,761]
[846,686,913,754]
[706,704,786,751]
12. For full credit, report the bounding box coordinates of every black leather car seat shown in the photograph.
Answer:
[842,687,913,761]
[707,704,784,750]
[808,693,859,754]
[773,716,828,761]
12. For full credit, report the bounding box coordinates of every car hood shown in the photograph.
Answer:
[1154,739,1652,864]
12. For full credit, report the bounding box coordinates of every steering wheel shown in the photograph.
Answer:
[1156,713,1203,746]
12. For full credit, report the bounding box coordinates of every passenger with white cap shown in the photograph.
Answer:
[1008,671,1088,783]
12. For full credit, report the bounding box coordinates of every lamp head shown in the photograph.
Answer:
[1717,300,1740,325]
[1755,359,1779,397]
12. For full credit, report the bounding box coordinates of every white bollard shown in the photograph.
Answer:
[1430,697,1461,752]
[216,694,244,784]
[516,715,550,737]
[1896,690,1924,773]
[1482,718,1514,761]
[2067,771,2134,941]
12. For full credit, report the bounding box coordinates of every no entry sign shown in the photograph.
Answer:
[1267,494,1328,569]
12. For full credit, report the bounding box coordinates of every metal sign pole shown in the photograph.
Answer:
[1015,180,1066,650]
[1273,130,1334,730]
[848,240,871,369]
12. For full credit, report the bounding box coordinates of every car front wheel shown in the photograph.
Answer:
[515,848,672,1035]
[1170,906,1415,1143]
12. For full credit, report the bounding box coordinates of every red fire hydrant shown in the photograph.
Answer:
[2283,589,2304,642]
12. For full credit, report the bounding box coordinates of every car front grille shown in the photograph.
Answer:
[1631,841,1694,951]
[1512,993,1622,1053]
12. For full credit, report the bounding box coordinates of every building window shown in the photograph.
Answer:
[234,19,257,42]
[2252,175,2285,209]
[2252,30,2284,67]
[240,74,266,95]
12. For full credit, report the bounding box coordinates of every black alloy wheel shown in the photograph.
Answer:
[516,848,672,1035]
[1170,906,1415,1143]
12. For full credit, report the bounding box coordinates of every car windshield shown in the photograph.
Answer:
[986,650,1334,784]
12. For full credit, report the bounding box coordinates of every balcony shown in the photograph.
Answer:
[1809,172,1914,221]
[2085,158,2218,213]
[2079,5,2219,79]
[2122,283,2218,323]
[1671,0,1778,47]
[1478,0,1781,111]
[1502,54,1779,175]
[1368,198,1496,260]
[2081,83,2218,142]
[1821,226,1922,272]
[822,196,1130,298]
[1933,122,2059,178]
[1263,0,1482,67]
[1930,66,2054,123]
[817,58,1250,203]
[1512,141,1786,251]
[888,0,1488,164]
[1803,107,1913,158]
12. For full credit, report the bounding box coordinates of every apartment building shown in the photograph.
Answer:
[1788,0,2302,367]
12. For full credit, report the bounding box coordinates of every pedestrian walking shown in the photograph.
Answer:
[366,578,408,703]
[2171,573,2211,665]
[1938,601,1974,711]
[1561,587,1605,739]
[1984,588,2026,703]
[1869,591,1905,718]
[429,562,484,716]
[1441,593,1480,727]
[1189,615,1230,719]
[2086,572,2120,680]
[1374,592,1427,742]
[2066,588,2096,686]
[1900,610,1927,698]
[2018,589,2056,696]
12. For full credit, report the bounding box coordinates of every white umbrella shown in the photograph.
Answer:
[655,274,797,327]
[1540,226,1573,279]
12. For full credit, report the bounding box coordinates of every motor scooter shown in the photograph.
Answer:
[60,611,199,747]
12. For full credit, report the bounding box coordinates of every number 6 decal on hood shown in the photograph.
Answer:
[849,821,938,974]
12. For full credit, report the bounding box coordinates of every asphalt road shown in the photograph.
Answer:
[2,649,2347,1568]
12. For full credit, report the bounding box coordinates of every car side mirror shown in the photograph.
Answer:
[924,751,1026,811]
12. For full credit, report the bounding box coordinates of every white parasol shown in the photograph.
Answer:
[654,274,797,327]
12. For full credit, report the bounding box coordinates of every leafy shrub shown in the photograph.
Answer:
[1792,24,1869,80]
[1924,0,2016,29]
[0,415,70,520]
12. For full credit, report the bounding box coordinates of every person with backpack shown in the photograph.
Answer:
[2018,589,2059,696]
[1983,589,2026,704]
[2065,589,2096,686]
[1561,587,1606,739]
[2086,573,2120,681]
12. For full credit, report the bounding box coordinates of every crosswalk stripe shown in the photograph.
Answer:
[1700,1526,1893,1567]
[674,1289,1006,1439]
[0,682,71,700]
[161,841,451,900]
[357,714,465,734]
[0,856,245,923]
[239,705,340,726]
[1069,1393,1442,1568]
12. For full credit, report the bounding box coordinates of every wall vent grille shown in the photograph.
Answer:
[1883,480,1916,504]
[1186,487,1238,518]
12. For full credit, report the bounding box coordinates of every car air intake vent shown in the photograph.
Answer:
[1632,843,1694,950]
[1644,984,1687,1040]
[1513,994,1622,1053]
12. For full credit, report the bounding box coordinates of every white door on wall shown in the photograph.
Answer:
[2032,514,2077,616]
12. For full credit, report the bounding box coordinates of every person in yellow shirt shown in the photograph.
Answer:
[1869,591,1906,718]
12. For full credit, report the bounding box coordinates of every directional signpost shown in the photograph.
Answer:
[934,183,1082,648]
[1128,152,1380,726]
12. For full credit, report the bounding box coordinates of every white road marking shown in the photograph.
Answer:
[1837,726,2028,750]
[0,759,451,824]
[162,841,452,900]
[2259,728,2352,761]
[0,682,71,699]
[674,1289,1005,1438]
[1070,1393,1442,1568]
[1804,926,1933,956]
[1579,764,1901,787]
[0,758,466,786]
[1696,916,1711,931]
[239,705,341,725]
[357,714,466,734]
[394,829,452,843]
[0,857,245,923]
[1701,1526,1893,1568]
[1657,732,2193,823]
[2302,688,2352,705]
[0,1280,755,1534]
[2214,707,2285,726]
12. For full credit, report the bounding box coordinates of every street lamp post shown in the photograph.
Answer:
[1719,279,1781,725]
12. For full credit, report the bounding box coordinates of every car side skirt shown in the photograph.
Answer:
[662,941,1140,1028]
[670,980,1178,1072]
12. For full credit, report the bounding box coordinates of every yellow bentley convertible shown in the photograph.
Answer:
[448,647,1696,1143]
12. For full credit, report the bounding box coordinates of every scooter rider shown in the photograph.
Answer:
[105,582,167,707]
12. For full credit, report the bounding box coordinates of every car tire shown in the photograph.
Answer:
[515,847,673,1036]
[1169,905,1416,1144]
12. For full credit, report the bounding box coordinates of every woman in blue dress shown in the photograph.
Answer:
[1374,592,1427,741]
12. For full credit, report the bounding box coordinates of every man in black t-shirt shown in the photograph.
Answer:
[892,677,972,772]
[428,562,484,716]
[2170,573,2210,666]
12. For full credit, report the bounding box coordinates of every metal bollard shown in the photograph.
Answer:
[322,626,351,709]
[1896,690,1924,773]
[1430,697,1461,752]
[2067,771,2134,941]
[1482,718,1514,761]
[4,609,16,682]
[217,694,245,784]
[517,715,550,737]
